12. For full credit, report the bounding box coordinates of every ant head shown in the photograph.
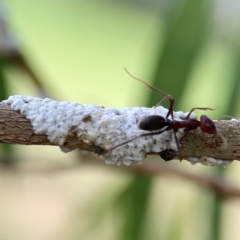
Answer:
[200,115,228,149]
[200,115,217,134]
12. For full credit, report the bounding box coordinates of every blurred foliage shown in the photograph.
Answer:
[119,1,215,240]
[149,0,211,108]
[115,175,152,240]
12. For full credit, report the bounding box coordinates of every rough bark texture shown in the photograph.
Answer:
[0,103,239,161]
[180,120,240,160]
[0,103,88,149]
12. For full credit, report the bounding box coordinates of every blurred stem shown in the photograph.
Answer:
[210,44,240,240]
[0,59,8,100]
[211,169,224,240]
[117,175,152,240]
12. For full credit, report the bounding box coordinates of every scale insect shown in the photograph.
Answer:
[105,69,226,157]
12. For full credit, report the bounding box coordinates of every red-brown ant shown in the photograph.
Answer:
[106,69,226,155]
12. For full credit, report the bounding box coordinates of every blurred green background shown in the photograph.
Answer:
[1,0,240,240]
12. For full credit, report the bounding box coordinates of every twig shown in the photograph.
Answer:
[129,162,240,198]
[0,95,240,166]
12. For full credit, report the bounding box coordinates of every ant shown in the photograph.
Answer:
[106,68,226,155]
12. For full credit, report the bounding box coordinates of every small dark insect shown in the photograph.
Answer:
[106,68,226,155]
[159,149,176,161]
[136,108,218,153]
[82,114,91,122]
[94,146,105,156]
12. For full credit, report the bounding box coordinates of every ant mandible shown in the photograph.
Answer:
[106,68,226,155]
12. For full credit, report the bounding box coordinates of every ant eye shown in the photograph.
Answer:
[208,123,215,130]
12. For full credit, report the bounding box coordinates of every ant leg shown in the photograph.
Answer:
[185,131,216,147]
[185,107,218,120]
[155,95,175,120]
[185,126,228,149]
[106,127,171,152]
[184,131,208,141]
[215,116,237,147]
[106,135,143,152]
[155,95,169,107]
[195,129,227,149]
[166,97,174,120]
[124,67,175,119]
[173,131,181,154]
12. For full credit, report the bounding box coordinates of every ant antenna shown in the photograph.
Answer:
[124,68,174,119]
[215,127,228,148]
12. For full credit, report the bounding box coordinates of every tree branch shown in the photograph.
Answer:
[6,156,239,199]
[0,96,239,166]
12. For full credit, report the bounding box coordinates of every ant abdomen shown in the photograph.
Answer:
[138,115,170,131]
